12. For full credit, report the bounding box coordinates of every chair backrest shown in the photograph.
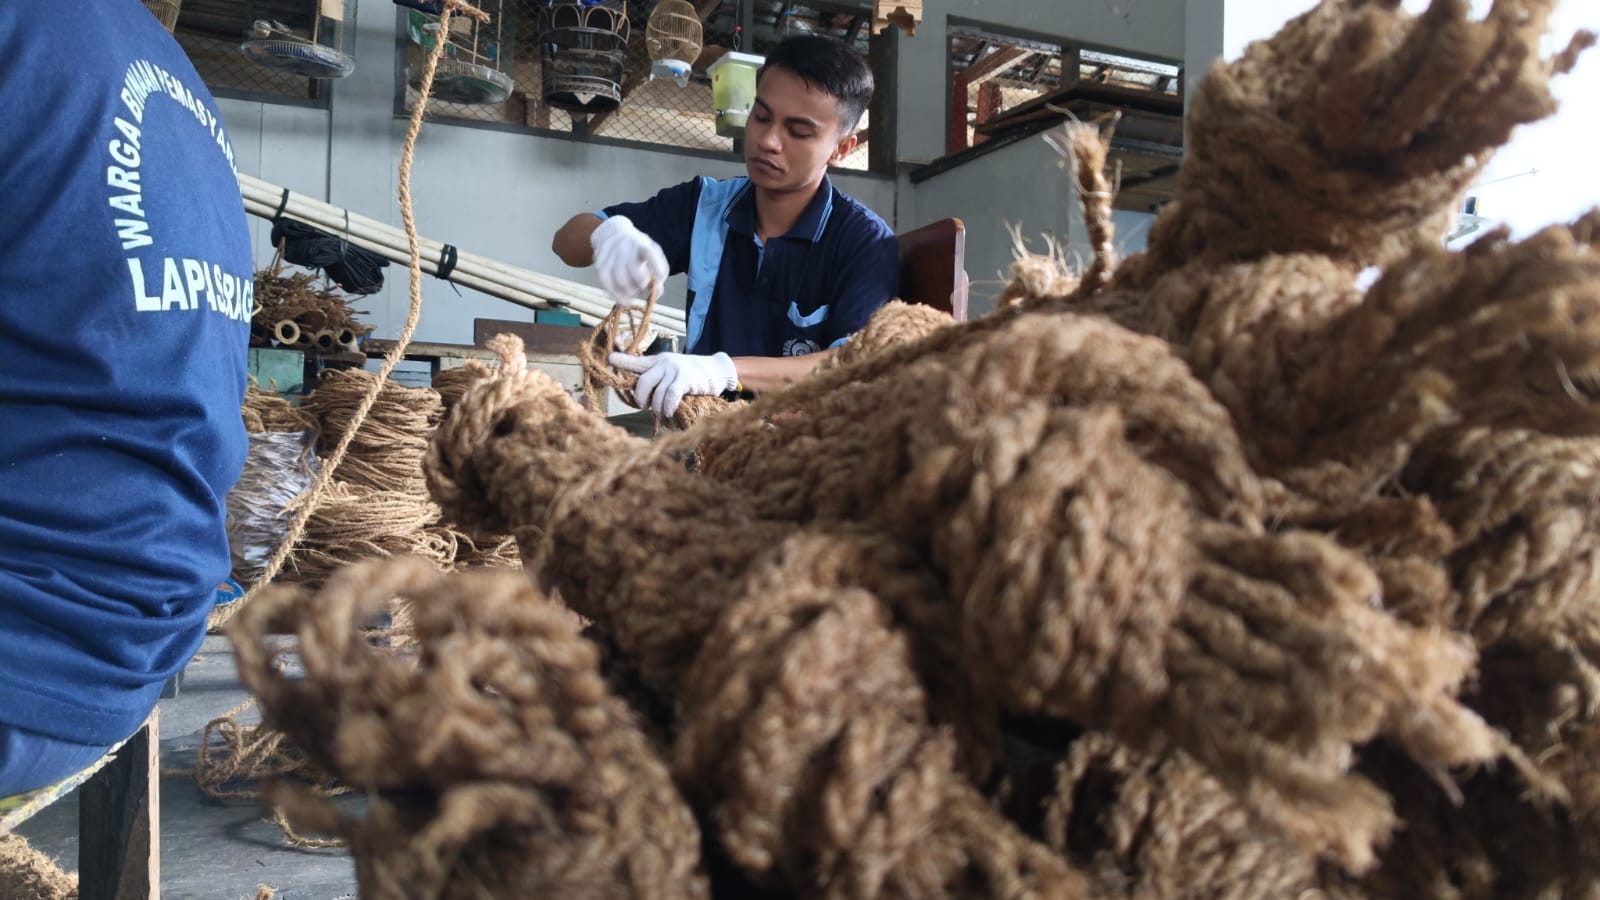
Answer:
[896,217,968,322]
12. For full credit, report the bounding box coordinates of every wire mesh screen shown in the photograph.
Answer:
[174,0,329,103]
[403,0,878,171]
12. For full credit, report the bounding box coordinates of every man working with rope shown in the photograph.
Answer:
[0,0,250,796]
[553,34,899,418]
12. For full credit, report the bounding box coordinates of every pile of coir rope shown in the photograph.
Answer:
[248,368,519,587]
[229,0,1600,897]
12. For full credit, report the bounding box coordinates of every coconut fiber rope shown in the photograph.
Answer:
[231,558,711,900]
[579,288,735,429]
[395,361,1093,897]
[300,368,443,496]
[431,327,1502,876]
[224,0,1600,896]
[1041,733,1319,900]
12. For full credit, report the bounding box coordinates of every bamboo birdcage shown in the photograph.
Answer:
[240,0,357,78]
[140,0,182,32]
[645,0,702,87]
[538,0,630,113]
[405,0,516,104]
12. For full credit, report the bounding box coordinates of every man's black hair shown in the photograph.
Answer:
[757,34,874,137]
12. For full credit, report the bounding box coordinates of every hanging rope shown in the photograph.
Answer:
[210,0,491,631]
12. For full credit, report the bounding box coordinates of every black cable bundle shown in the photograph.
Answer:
[270,218,390,295]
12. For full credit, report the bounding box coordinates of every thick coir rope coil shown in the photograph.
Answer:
[432,327,1503,875]
[427,340,1087,896]
[424,0,1594,888]
[230,558,710,900]
[1042,734,1318,899]
[1112,0,1593,282]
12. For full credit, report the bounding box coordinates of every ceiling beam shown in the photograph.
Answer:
[962,45,1027,86]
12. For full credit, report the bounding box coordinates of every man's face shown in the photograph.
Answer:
[744,66,858,194]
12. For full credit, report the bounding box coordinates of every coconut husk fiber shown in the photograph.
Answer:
[232,0,1600,897]
[242,384,318,436]
[251,259,374,351]
[0,834,75,900]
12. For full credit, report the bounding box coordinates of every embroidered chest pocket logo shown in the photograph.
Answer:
[783,301,829,357]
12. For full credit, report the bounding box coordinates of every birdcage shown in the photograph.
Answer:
[405,1,516,105]
[240,0,357,78]
[140,0,182,32]
[645,0,702,87]
[539,0,630,113]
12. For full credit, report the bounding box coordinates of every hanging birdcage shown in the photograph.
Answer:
[645,0,702,88]
[405,0,516,105]
[539,0,630,113]
[240,0,357,79]
[140,0,182,32]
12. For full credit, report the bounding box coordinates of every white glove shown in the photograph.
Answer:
[591,215,669,304]
[609,351,738,418]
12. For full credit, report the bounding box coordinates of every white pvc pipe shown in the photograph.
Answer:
[238,174,687,334]
[241,193,668,331]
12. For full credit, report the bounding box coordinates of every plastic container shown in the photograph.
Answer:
[708,51,764,138]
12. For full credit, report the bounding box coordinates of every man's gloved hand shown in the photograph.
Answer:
[609,351,738,418]
[591,215,669,303]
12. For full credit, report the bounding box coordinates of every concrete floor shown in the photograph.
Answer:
[14,635,360,900]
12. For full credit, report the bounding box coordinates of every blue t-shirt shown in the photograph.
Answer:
[0,2,252,745]
[602,175,899,357]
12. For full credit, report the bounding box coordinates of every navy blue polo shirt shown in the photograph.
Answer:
[601,175,898,357]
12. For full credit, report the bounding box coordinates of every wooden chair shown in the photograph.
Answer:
[0,711,160,900]
[896,217,968,322]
